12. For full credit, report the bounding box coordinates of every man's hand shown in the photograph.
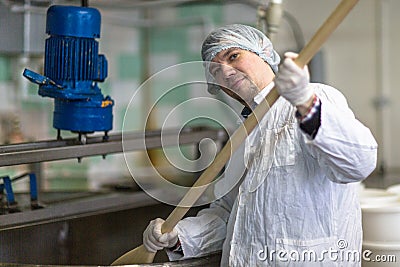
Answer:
[143,218,179,253]
[274,52,314,108]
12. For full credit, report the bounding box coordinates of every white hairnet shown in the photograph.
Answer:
[201,24,280,94]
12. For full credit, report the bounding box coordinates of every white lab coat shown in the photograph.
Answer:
[167,83,378,266]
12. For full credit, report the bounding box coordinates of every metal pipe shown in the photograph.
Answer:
[68,0,266,10]
[0,127,228,167]
[374,0,391,175]
[80,0,207,9]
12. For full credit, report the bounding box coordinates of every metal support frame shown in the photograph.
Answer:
[0,126,228,230]
[0,127,228,167]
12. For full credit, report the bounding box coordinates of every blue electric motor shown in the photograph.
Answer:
[23,5,114,138]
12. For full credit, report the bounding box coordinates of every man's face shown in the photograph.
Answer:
[210,48,275,107]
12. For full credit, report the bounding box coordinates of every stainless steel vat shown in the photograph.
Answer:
[0,191,221,266]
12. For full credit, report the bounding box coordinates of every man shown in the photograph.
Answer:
[142,24,377,266]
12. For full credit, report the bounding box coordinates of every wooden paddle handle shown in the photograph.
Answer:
[111,0,359,264]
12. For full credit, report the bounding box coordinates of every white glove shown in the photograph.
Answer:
[274,52,314,106]
[143,218,179,253]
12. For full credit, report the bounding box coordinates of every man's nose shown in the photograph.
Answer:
[221,64,236,79]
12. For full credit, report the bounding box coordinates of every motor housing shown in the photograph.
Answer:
[23,5,114,135]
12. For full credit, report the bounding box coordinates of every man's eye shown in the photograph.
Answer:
[229,53,238,61]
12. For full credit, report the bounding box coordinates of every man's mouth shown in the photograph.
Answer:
[229,77,245,91]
